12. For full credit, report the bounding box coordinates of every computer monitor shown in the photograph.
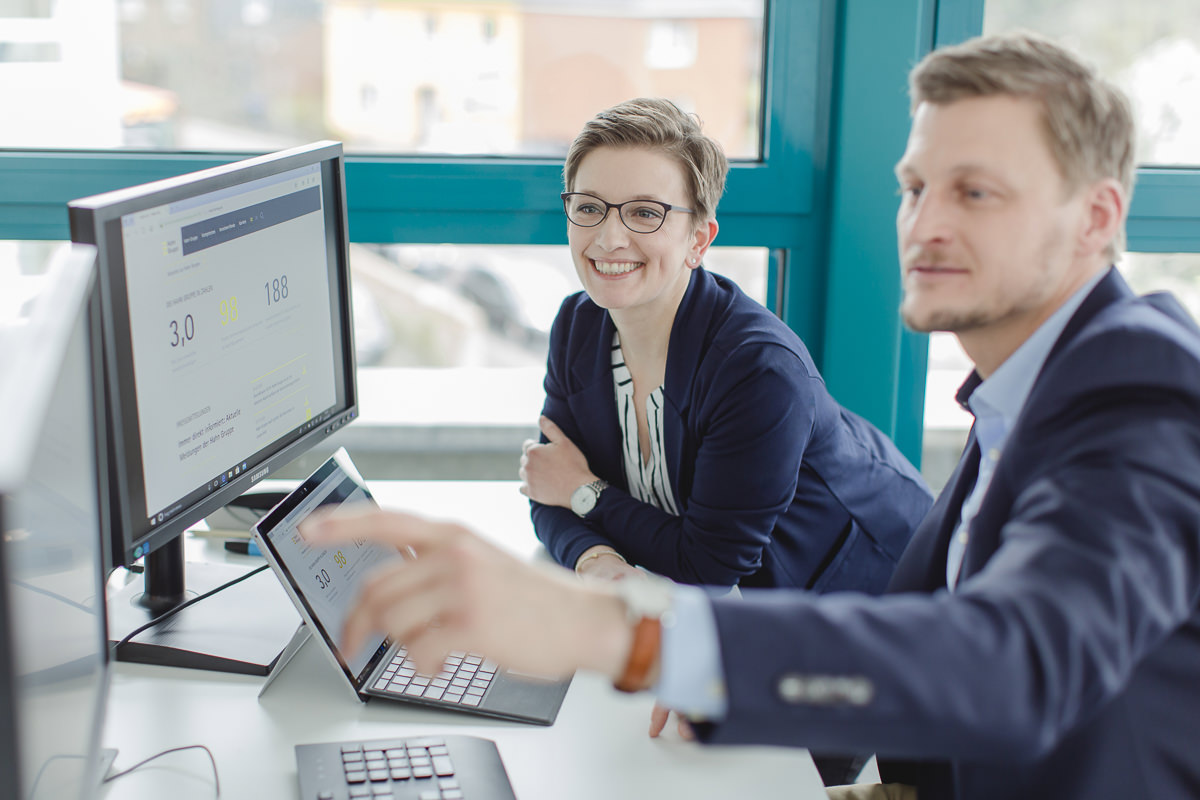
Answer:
[0,244,112,800]
[69,141,358,674]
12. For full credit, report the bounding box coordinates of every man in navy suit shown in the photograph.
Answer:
[308,32,1200,800]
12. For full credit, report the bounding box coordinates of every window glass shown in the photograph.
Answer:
[1,1,765,159]
[921,332,972,493]
[353,243,768,368]
[983,1,1200,166]
[344,241,766,479]
[1,239,766,479]
[1119,252,1200,322]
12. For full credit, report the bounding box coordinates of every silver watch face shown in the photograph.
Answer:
[570,483,598,517]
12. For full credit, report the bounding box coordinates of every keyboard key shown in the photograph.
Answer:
[442,791,464,800]
[423,686,445,701]
[413,764,435,779]
[345,771,367,784]
[350,788,370,798]
[461,695,482,706]
[433,756,455,776]
[419,791,440,800]
[430,746,449,757]
[368,769,389,782]
[391,767,412,780]
[438,778,459,790]
[343,752,365,763]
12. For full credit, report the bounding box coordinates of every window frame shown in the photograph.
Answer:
[13,1,1193,467]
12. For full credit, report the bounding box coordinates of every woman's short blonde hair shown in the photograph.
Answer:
[910,31,1136,259]
[563,98,729,224]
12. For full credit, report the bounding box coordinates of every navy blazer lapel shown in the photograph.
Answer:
[1042,267,1133,368]
[956,268,1133,581]
[659,270,715,501]
[662,269,716,420]
[888,430,979,593]
[565,310,626,487]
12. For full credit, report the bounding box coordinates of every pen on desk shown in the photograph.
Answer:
[224,539,262,556]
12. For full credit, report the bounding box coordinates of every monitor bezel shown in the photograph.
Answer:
[68,140,358,571]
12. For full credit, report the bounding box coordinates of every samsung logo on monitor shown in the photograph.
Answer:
[251,466,270,482]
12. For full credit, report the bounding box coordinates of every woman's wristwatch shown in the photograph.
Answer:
[569,478,609,517]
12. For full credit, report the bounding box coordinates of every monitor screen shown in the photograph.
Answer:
[69,141,357,571]
[0,244,111,800]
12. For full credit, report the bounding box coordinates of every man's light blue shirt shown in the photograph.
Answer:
[656,269,1109,720]
[947,269,1105,588]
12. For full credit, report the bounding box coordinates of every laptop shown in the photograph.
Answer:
[251,449,571,725]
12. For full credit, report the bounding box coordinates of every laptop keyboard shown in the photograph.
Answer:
[372,649,499,707]
[296,734,516,800]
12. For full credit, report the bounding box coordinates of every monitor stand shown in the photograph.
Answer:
[106,537,299,675]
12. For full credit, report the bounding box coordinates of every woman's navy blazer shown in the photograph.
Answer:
[532,268,932,592]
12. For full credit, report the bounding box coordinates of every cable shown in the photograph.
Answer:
[103,744,220,797]
[114,563,269,654]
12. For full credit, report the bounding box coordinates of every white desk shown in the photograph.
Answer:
[100,481,827,800]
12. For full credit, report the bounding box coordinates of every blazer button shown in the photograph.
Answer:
[777,673,874,706]
[778,674,807,703]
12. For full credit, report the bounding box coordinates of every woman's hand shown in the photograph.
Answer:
[575,545,644,582]
[520,415,597,508]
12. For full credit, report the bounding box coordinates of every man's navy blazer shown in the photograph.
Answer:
[532,268,931,591]
[695,269,1200,798]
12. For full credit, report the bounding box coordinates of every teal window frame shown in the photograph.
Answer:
[0,0,925,463]
[11,1,1190,467]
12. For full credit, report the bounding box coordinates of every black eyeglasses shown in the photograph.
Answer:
[561,192,694,234]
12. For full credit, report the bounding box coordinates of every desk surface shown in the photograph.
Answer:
[100,480,827,800]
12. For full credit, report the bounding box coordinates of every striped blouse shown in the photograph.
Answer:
[611,332,679,516]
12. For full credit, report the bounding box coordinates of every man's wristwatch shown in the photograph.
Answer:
[612,576,675,693]
[569,478,608,518]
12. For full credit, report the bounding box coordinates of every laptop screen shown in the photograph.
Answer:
[253,452,397,680]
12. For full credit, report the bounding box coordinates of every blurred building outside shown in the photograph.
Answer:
[2,0,1199,488]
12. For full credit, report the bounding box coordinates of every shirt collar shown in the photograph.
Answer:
[961,269,1108,444]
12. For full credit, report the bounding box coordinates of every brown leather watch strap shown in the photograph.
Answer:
[613,616,662,693]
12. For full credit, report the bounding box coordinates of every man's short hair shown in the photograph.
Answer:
[563,97,729,224]
[910,31,1136,259]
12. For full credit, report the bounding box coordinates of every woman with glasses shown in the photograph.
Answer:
[520,97,932,598]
